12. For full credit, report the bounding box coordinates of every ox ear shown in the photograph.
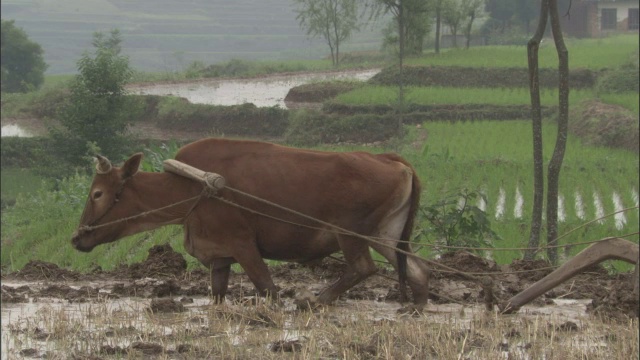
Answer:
[121,153,143,180]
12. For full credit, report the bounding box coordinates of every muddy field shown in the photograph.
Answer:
[1,244,638,359]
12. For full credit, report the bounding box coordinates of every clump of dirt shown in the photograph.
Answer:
[113,244,187,279]
[570,99,639,152]
[37,284,104,303]
[148,298,186,313]
[588,272,639,320]
[435,251,500,279]
[1,285,29,303]
[285,81,362,102]
[9,260,80,281]
[505,259,553,282]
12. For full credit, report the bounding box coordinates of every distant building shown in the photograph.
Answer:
[561,0,639,37]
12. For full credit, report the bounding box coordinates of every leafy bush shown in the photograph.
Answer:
[414,189,499,255]
[157,100,289,137]
[0,137,53,168]
[141,141,181,172]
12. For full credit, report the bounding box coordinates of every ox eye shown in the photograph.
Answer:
[92,190,103,200]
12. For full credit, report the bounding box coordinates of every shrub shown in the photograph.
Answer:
[596,68,639,94]
[156,100,289,137]
[414,189,499,255]
[285,109,398,145]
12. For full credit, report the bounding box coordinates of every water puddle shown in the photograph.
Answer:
[1,124,32,137]
[495,188,506,220]
[128,69,379,108]
[558,194,566,222]
[575,191,586,220]
[593,192,605,224]
[477,189,487,212]
[514,186,523,219]
[612,192,626,230]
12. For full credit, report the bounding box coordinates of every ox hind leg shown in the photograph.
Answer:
[372,206,430,306]
[316,235,378,304]
[371,243,430,306]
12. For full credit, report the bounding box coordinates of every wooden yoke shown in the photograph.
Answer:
[163,159,226,192]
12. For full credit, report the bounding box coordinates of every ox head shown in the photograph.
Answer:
[71,153,143,252]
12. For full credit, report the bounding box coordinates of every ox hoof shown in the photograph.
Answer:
[294,289,321,311]
[397,304,425,316]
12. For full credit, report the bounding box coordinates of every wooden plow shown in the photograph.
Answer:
[163,159,639,316]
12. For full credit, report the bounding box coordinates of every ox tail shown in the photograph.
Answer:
[381,154,422,303]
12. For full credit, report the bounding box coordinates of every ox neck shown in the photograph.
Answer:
[130,171,207,224]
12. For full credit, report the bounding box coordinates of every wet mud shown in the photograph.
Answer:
[2,244,636,319]
[1,244,637,359]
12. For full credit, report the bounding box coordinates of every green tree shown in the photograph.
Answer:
[52,29,135,169]
[442,0,465,48]
[0,19,48,93]
[380,0,432,56]
[461,0,485,49]
[294,0,359,66]
[485,0,516,33]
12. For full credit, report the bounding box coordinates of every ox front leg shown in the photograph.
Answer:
[316,237,377,304]
[209,258,233,303]
[232,243,280,301]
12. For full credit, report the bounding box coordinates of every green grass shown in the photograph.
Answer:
[406,34,639,70]
[0,168,49,206]
[334,86,595,106]
[599,92,640,114]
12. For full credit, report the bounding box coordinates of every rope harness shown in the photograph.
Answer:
[76,163,639,282]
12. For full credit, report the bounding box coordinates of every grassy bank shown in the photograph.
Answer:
[405,34,639,69]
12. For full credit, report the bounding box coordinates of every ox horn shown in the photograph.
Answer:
[95,155,113,174]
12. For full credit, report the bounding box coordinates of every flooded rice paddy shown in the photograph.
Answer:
[126,69,379,108]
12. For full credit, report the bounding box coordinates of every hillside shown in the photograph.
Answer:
[1,0,387,74]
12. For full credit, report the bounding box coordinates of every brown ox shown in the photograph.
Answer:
[72,138,430,306]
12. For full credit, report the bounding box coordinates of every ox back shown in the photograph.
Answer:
[174,138,429,305]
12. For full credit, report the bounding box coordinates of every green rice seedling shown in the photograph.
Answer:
[405,119,638,265]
